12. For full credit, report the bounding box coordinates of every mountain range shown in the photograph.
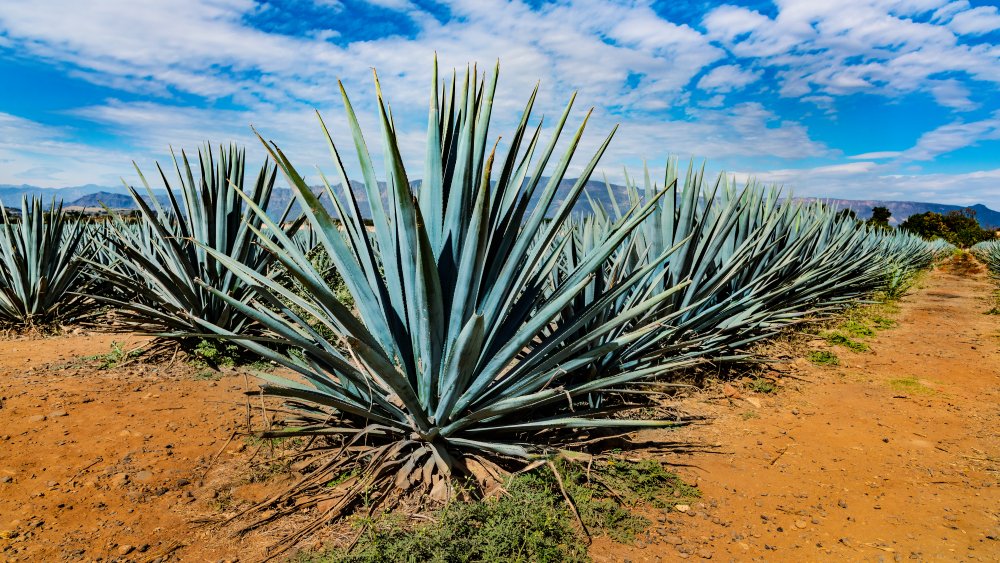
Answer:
[2,182,998,228]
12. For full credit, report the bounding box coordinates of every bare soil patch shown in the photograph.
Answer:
[0,333,276,562]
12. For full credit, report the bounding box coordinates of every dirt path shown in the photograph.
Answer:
[599,258,1000,562]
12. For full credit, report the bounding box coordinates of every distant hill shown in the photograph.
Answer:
[4,182,999,228]
[796,199,1000,228]
[64,191,170,210]
[0,184,134,206]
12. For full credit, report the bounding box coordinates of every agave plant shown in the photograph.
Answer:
[971,240,1000,274]
[88,144,303,338]
[196,64,700,538]
[0,197,91,327]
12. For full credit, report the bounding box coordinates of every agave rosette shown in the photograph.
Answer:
[194,64,705,532]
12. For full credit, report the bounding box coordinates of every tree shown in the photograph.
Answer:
[836,208,859,223]
[867,206,892,230]
[900,208,991,248]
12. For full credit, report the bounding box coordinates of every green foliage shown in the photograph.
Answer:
[747,378,777,394]
[808,350,840,366]
[824,332,870,352]
[839,320,875,338]
[84,341,144,369]
[313,474,588,563]
[870,316,897,330]
[866,206,892,230]
[900,209,992,248]
[192,339,241,368]
[308,458,696,562]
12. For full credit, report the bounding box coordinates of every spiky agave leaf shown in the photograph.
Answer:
[971,240,1000,274]
[0,197,91,327]
[196,63,696,533]
[87,144,303,337]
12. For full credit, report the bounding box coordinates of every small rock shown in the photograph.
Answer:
[118,544,134,556]
[111,473,130,488]
[882,437,890,443]
[27,415,46,423]
[664,535,683,545]
[838,499,848,509]
[723,384,741,398]
[674,504,690,513]
[47,410,68,418]
[176,478,190,487]
[697,550,713,559]
[134,470,153,483]
[0,476,12,484]
[795,520,807,529]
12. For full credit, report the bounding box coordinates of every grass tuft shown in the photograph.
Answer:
[808,350,839,366]
[888,376,936,395]
[824,332,870,352]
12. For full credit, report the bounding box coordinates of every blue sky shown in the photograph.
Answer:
[1,0,999,208]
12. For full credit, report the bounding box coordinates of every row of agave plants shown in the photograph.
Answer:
[1,64,952,527]
[971,240,1000,275]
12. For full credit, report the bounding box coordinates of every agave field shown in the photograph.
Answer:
[0,64,958,551]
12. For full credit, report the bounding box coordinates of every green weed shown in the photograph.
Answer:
[192,339,241,369]
[747,378,777,394]
[305,458,699,562]
[808,350,839,366]
[84,341,144,369]
[824,332,870,352]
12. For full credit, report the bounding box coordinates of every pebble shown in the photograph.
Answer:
[48,410,68,418]
[118,544,134,556]
[674,504,690,513]
[111,473,130,488]
[27,415,46,423]
[795,520,807,529]
[697,550,713,559]
[0,476,12,484]
[135,470,153,482]
[838,499,848,508]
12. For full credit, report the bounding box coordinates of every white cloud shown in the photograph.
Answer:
[848,151,903,159]
[929,78,976,110]
[697,64,762,93]
[703,0,1000,108]
[948,5,1000,35]
[900,111,1000,160]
